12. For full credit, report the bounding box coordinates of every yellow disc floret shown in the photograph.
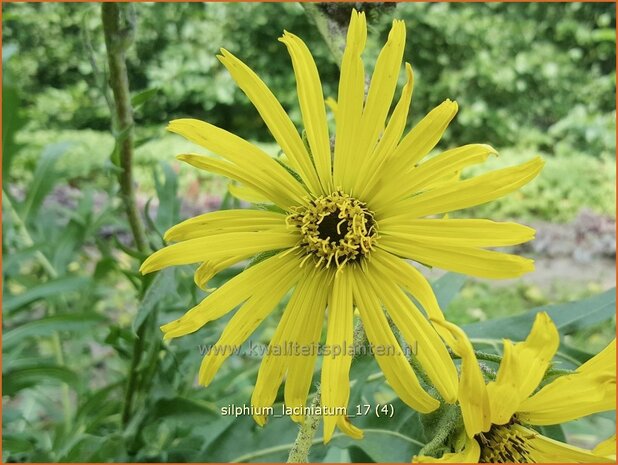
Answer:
[477,422,535,463]
[286,190,378,269]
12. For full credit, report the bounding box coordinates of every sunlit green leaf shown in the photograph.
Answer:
[4,276,91,315]
[4,364,80,395]
[4,312,106,347]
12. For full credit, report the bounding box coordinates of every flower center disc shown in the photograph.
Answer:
[287,191,378,269]
[477,424,535,463]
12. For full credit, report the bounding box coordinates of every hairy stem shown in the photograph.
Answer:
[416,404,460,458]
[101,2,147,253]
[287,321,366,463]
[287,388,322,463]
[101,3,154,430]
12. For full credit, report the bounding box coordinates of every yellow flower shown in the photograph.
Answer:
[415,313,616,463]
[140,10,542,441]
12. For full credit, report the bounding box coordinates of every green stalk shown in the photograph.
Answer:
[101,3,154,430]
[416,404,460,458]
[101,2,147,254]
[287,388,322,463]
[286,321,366,463]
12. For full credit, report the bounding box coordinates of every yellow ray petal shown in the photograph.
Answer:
[578,338,616,375]
[370,249,445,322]
[463,314,560,426]
[217,49,321,193]
[164,209,286,242]
[380,219,535,248]
[370,139,498,210]
[379,156,544,219]
[352,19,406,192]
[160,252,299,341]
[284,269,331,423]
[485,340,523,425]
[373,144,497,208]
[193,256,245,290]
[140,230,296,274]
[251,267,316,425]
[503,312,559,402]
[358,62,414,199]
[518,339,616,425]
[369,269,458,403]
[168,119,307,206]
[279,31,332,193]
[228,182,270,204]
[333,9,367,191]
[414,436,481,463]
[432,319,491,437]
[198,266,300,386]
[321,269,357,442]
[514,424,615,463]
[175,153,298,210]
[371,249,467,362]
[409,144,497,190]
[351,268,440,414]
[379,238,535,279]
[386,99,459,173]
[335,416,363,441]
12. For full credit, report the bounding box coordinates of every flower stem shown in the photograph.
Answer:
[417,404,460,458]
[101,2,147,254]
[287,321,366,463]
[287,388,322,463]
[101,3,154,431]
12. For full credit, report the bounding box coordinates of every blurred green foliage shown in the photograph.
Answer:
[3,2,616,154]
[2,2,616,463]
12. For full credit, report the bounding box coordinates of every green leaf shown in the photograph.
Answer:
[463,287,616,341]
[2,44,26,182]
[3,364,80,395]
[2,84,26,182]
[131,87,159,110]
[2,433,36,454]
[4,276,91,315]
[4,312,107,347]
[328,398,425,462]
[538,424,566,442]
[109,124,133,167]
[20,142,71,221]
[132,269,176,332]
[152,396,219,419]
[114,235,148,261]
[219,189,241,211]
[2,243,45,271]
[244,249,283,270]
[61,434,127,462]
[203,407,299,462]
[74,383,123,431]
[153,161,180,233]
[554,343,595,366]
[255,203,287,214]
[275,158,305,185]
[431,273,467,310]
